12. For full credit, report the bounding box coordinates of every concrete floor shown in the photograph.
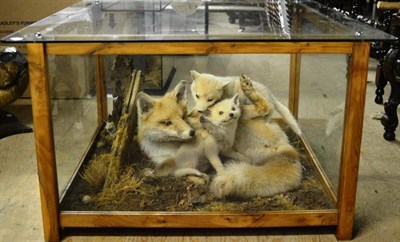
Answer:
[0,55,399,241]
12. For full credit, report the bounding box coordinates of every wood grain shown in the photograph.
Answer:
[45,42,354,55]
[27,43,60,242]
[336,42,370,240]
[60,210,338,228]
[289,53,301,118]
[95,55,107,124]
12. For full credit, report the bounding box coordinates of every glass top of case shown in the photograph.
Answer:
[1,0,397,43]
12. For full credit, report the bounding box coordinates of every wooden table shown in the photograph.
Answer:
[1,0,396,241]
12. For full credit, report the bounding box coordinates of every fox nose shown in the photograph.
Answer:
[229,113,234,118]
[189,130,195,137]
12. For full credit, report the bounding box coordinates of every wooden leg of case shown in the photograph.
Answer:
[336,42,370,240]
[27,43,60,242]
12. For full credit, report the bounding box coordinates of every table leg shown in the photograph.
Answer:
[336,42,370,240]
[27,43,60,242]
[374,60,387,104]
[381,47,400,141]
[289,53,301,119]
[95,55,108,124]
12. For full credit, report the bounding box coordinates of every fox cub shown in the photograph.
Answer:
[190,70,301,135]
[191,73,303,198]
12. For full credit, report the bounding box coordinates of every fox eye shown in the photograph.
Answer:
[219,111,224,115]
[161,121,172,126]
[196,94,199,99]
[232,107,236,111]
[208,98,213,102]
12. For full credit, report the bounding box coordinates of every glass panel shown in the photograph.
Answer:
[58,54,337,212]
[1,0,396,43]
[48,55,98,196]
[298,54,347,196]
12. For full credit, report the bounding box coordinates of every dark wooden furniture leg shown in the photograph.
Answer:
[381,47,400,140]
[381,13,399,141]
[374,57,387,104]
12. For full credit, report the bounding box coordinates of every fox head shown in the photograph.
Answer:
[136,80,196,142]
[202,94,241,126]
[190,70,229,112]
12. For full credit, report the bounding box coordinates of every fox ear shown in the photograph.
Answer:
[173,80,188,104]
[221,81,232,91]
[190,70,201,80]
[137,92,155,116]
[232,93,240,105]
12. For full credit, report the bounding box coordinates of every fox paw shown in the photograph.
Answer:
[187,175,209,185]
[240,74,255,93]
[210,173,235,198]
[199,172,210,182]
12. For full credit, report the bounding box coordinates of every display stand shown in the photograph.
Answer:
[1,1,396,241]
[27,41,368,241]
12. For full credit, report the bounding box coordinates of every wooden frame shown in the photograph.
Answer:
[27,41,370,242]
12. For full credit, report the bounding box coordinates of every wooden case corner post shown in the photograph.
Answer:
[336,42,370,240]
[27,43,60,242]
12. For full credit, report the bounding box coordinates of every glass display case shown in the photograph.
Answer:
[1,0,397,241]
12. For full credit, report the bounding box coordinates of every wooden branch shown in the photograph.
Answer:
[103,70,142,189]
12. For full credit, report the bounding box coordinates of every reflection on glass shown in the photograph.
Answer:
[48,55,98,196]
[1,0,395,42]
[298,54,347,195]
[53,54,343,211]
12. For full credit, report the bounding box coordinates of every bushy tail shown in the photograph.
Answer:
[210,156,302,198]
[252,81,301,135]
[274,99,302,135]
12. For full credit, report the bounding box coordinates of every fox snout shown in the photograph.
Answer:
[197,106,207,113]
[180,128,196,140]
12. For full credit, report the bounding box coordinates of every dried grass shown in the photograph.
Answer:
[95,166,145,209]
[80,154,111,192]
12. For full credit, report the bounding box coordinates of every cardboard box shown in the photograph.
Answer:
[1,0,95,98]
[0,0,80,34]
[0,0,80,52]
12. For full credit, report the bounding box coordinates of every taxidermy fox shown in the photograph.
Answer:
[192,73,303,198]
[196,93,250,164]
[190,70,302,135]
[137,80,243,179]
